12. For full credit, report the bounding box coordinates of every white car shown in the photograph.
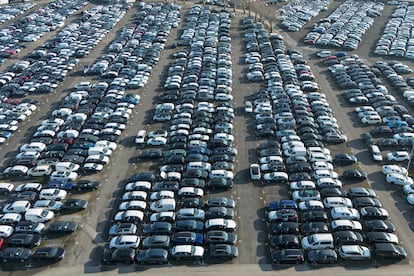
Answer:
[331,207,360,220]
[316,50,331,57]
[150,191,175,201]
[312,162,333,171]
[386,151,409,161]
[369,145,383,162]
[146,137,167,146]
[323,197,353,209]
[39,188,67,201]
[135,130,147,144]
[109,235,140,249]
[339,245,371,260]
[381,165,407,175]
[178,187,204,198]
[33,200,63,212]
[289,181,316,190]
[259,156,283,164]
[125,181,152,191]
[50,171,78,181]
[386,173,413,185]
[210,170,234,180]
[249,164,261,180]
[316,178,342,188]
[406,194,414,205]
[177,208,205,220]
[0,183,14,194]
[118,200,147,211]
[205,218,237,231]
[292,190,321,201]
[171,245,204,260]
[331,219,362,232]
[95,140,117,150]
[403,184,414,195]
[313,170,339,180]
[83,163,104,172]
[298,200,324,211]
[0,225,14,238]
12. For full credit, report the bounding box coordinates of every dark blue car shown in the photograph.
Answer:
[268,199,298,211]
[172,231,204,245]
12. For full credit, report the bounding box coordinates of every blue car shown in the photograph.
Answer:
[268,199,298,211]
[121,94,140,104]
[172,231,204,245]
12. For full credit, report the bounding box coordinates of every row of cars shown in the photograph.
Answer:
[0,0,87,58]
[2,1,178,178]
[241,16,405,265]
[101,6,240,265]
[0,180,86,263]
[304,0,383,50]
[86,1,180,90]
[0,2,35,25]
[243,17,347,145]
[374,3,414,58]
[278,0,331,32]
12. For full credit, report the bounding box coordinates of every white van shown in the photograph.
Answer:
[25,208,55,222]
[301,233,334,250]
[150,198,176,212]
[2,200,31,213]
[27,165,53,176]
[187,161,212,172]
[88,147,112,156]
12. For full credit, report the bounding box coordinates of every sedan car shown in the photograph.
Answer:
[209,244,238,259]
[0,247,31,262]
[271,249,304,264]
[338,245,371,260]
[307,249,337,265]
[135,248,169,265]
[102,247,136,264]
[365,232,399,244]
[170,245,204,261]
[61,199,88,212]
[386,174,413,186]
[359,207,389,220]
[32,246,65,262]
[386,151,409,161]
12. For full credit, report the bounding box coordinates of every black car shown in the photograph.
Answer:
[376,138,399,150]
[74,180,100,192]
[102,247,136,264]
[333,231,363,245]
[372,243,407,260]
[175,220,204,232]
[301,210,328,222]
[347,187,376,198]
[364,220,395,233]
[300,222,330,235]
[47,221,78,234]
[32,246,65,262]
[319,187,347,198]
[369,126,393,137]
[179,197,204,208]
[333,153,357,166]
[206,207,234,219]
[341,169,367,181]
[365,232,398,244]
[143,222,172,235]
[270,234,300,249]
[352,197,382,208]
[142,235,170,249]
[61,198,88,212]
[209,244,238,259]
[130,172,156,183]
[205,230,237,245]
[6,233,41,248]
[208,178,234,190]
[269,222,300,235]
[205,197,235,208]
[135,248,169,265]
[140,149,162,160]
[271,249,304,264]
[181,178,205,188]
[0,247,31,262]
[307,249,337,265]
